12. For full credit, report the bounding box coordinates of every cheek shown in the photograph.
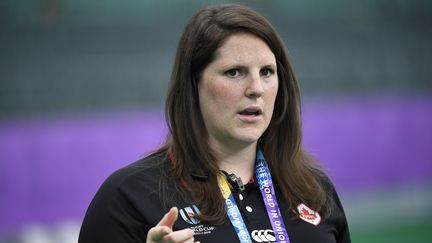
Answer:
[205,82,239,109]
[267,81,279,103]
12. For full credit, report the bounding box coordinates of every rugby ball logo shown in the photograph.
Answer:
[179,205,201,225]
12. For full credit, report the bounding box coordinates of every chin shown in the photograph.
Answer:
[234,131,264,144]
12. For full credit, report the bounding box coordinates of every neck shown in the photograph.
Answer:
[211,141,257,184]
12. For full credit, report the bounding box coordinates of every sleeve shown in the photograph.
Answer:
[78,170,150,243]
[331,185,351,243]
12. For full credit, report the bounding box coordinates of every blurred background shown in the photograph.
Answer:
[0,0,431,242]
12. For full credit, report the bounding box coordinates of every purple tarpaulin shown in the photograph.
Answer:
[0,96,431,231]
[302,96,432,189]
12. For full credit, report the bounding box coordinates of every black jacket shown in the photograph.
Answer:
[79,152,351,243]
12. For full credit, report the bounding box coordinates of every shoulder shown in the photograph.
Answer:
[86,150,169,207]
[83,151,170,220]
[313,171,344,214]
[99,151,168,197]
[318,176,351,242]
[79,151,170,242]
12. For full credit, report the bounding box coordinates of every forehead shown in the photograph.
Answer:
[212,32,276,65]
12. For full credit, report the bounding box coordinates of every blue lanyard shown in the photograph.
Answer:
[255,150,290,243]
[218,173,252,242]
[218,149,290,243]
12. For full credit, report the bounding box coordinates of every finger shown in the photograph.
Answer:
[162,228,194,242]
[147,225,171,241]
[181,237,195,243]
[184,237,199,243]
[157,207,178,228]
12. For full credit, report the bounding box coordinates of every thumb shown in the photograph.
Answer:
[156,207,178,229]
[148,226,171,242]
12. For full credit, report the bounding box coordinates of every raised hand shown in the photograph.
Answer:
[146,207,199,243]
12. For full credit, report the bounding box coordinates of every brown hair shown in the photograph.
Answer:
[156,3,331,223]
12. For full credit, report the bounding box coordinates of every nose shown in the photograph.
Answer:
[245,71,264,98]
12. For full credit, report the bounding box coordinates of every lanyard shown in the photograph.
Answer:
[217,149,290,243]
[218,175,252,243]
[255,150,290,243]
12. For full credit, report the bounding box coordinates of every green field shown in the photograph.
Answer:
[352,220,432,243]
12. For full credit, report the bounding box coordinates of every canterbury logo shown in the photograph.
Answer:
[251,229,275,242]
[179,205,201,225]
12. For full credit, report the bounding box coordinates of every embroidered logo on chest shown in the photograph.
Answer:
[179,205,201,225]
[190,225,216,236]
[297,203,321,226]
[251,229,275,242]
[179,205,217,235]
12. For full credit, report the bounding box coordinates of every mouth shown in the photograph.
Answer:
[238,106,262,116]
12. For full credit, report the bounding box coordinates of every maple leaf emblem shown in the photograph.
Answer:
[301,208,317,220]
[297,203,321,226]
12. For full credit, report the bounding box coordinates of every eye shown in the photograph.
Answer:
[225,69,242,78]
[260,68,275,78]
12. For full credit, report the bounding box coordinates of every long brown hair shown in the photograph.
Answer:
[155,3,331,223]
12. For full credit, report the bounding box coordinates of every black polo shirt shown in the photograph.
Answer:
[79,152,351,243]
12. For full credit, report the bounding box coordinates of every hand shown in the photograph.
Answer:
[146,207,199,243]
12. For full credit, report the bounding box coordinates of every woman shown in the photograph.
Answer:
[79,4,350,243]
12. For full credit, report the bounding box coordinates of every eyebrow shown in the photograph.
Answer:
[220,63,277,70]
[261,64,277,69]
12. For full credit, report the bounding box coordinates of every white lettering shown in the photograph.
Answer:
[232,218,242,227]
[265,193,275,208]
[256,166,265,173]
[240,230,248,239]
[226,199,233,207]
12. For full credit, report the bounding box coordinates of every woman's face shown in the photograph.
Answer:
[198,32,278,150]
